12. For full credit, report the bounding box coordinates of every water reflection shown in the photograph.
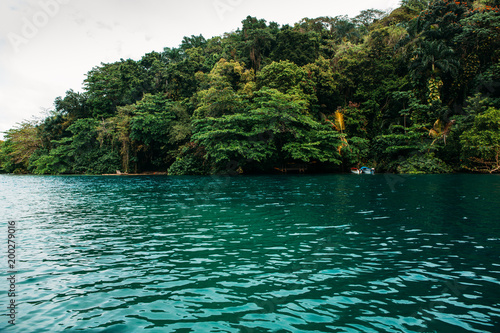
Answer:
[0,174,499,332]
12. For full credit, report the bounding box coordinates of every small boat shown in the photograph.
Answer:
[360,167,375,174]
[351,168,362,174]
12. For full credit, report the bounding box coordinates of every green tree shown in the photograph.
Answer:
[237,16,278,72]
[104,105,135,173]
[192,88,342,174]
[257,60,317,107]
[165,48,209,101]
[270,25,320,66]
[128,93,191,170]
[409,40,459,103]
[54,89,90,120]
[416,0,470,42]
[2,121,42,173]
[30,137,72,175]
[31,118,121,175]
[454,9,500,101]
[193,59,254,118]
[84,59,149,117]
[353,9,387,36]
[328,15,362,44]
[373,124,451,173]
[0,140,15,173]
[180,34,207,51]
[461,107,500,173]
[140,51,169,94]
[401,0,430,13]
[304,57,341,114]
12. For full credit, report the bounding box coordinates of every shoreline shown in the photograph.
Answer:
[101,172,168,176]
[0,171,497,177]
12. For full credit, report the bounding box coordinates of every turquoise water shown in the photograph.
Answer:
[1,174,499,332]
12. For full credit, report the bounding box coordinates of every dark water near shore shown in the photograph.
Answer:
[1,174,499,332]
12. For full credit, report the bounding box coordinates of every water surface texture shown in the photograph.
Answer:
[1,174,499,332]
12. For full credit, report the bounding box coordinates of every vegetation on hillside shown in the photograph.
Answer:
[1,0,500,175]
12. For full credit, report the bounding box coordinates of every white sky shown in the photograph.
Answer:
[0,0,401,139]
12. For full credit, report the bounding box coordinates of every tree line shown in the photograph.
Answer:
[1,0,500,175]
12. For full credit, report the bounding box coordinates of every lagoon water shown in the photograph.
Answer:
[1,174,500,332]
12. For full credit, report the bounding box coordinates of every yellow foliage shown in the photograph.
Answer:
[334,111,346,132]
[429,119,443,138]
[427,77,443,103]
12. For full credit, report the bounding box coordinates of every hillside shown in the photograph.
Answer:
[1,0,500,175]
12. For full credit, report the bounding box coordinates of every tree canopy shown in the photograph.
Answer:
[2,0,500,175]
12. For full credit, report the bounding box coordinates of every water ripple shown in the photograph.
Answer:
[1,175,499,332]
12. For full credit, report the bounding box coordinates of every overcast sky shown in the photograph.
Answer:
[0,0,401,139]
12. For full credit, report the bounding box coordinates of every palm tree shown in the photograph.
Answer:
[411,40,459,78]
[409,39,459,101]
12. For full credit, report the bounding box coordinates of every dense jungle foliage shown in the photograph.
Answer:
[1,0,500,175]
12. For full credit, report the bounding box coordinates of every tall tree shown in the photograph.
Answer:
[238,16,278,71]
[270,25,320,66]
[1,121,41,173]
[461,107,500,173]
[84,59,148,117]
[410,39,459,103]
